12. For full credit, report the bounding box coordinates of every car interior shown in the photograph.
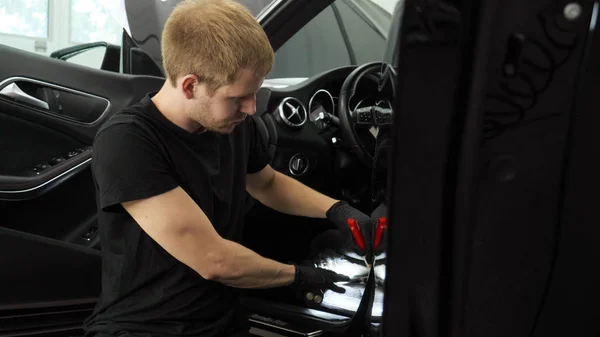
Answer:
[0,0,401,336]
[239,57,396,334]
[3,0,600,336]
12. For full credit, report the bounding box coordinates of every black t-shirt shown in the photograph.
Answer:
[83,92,270,337]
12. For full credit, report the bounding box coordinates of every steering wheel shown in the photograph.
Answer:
[338,62,396,167]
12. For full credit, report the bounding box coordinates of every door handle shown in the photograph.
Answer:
[0,82,49,110]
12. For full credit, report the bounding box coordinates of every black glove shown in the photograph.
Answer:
[293,265,351,293]
[371,203,388,255]
[326,201,372,257]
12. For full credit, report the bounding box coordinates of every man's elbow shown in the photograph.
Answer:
[199,269,219,281]
[196,241,232,281]
[247,170,277,201]
[199,255,223,281]
[174,228,229,281]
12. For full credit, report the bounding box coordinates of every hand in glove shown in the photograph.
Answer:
[326,201,373,257]
[293,265,351,293]
[371,203,388,255]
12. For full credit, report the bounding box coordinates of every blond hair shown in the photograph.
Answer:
[161,0,274,93]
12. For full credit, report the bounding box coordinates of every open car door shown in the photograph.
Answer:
[383,0,600,336]
[0,42,165,335]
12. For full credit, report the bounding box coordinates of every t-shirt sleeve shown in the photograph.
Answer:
[92,123,179,212]
[246,116,271,174]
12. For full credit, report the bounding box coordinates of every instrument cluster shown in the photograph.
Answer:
[308,89,337,130]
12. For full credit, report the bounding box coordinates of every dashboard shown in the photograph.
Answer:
[254,64,395,200]
[304,73,391,132]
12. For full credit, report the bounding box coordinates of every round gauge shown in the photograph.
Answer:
[308,89,335,130]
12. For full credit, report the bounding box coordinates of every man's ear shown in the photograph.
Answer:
[180,75,198,100]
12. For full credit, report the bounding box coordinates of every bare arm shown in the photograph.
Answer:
[122,186,295,288]
[246,165,338,218]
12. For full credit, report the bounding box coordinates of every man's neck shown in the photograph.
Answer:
[151,86,204,133]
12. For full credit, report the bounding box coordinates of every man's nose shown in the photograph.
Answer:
[240,95,257,116]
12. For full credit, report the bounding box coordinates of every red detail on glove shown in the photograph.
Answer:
[374,217,387,249]
[347,218,365,251]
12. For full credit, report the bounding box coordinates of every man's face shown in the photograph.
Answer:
[186,69,264,134]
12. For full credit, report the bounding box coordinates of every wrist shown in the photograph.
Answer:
[323,199,341,218]
[326,198,345,212]
[284,264,297,286]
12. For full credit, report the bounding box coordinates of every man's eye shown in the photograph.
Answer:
[231,94,254,104]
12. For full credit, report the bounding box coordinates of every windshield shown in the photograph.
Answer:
[120,0,401,78]
[265,0,402,80]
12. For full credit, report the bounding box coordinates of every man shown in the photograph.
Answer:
[83,1,374,336]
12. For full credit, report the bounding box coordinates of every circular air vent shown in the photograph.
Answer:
[276,97,308,128]
[288,153,309,176]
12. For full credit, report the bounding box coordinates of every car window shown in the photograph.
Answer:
[0,0,125,72]
[267,0,401,80]
[237,0,274,16]
[267,5,352,79]
[336,1,387,64]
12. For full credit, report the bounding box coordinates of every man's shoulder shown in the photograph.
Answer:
[95,100,154,141]
[239,115,262,137]
[241,115,268,146]
[91,100,171,173]
[91,104,165,163]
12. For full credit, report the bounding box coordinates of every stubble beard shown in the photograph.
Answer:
[189,101,245,135]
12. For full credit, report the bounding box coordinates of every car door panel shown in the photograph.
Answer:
[0,168,98,242]
[0,45,164,199]
[0,108,85,177]
[0,45,164,143]
[0,78,111,124]
[0,43,164,336]
[0,226,100,336]
[0,43,164,230]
